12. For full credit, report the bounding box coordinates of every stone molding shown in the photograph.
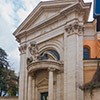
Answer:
[19,44,27,54]
[65,22,84,36]
[84,60,99,67]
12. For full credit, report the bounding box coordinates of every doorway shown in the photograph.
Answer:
[41,92,48,100]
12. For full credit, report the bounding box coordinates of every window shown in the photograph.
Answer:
[41,92,48,100]
[83,46,90,59]
[39,50,60,61]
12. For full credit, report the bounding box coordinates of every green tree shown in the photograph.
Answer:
[0,48,18,96]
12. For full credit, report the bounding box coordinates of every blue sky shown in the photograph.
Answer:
[0,0,93,73]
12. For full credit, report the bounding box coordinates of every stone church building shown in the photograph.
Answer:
[13,0,100,100]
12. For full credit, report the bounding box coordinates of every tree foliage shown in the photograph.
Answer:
[0,48,18,96]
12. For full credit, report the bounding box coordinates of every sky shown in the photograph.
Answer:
[0,0,93,73]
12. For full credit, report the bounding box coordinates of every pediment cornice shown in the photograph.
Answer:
[13,1,73,36]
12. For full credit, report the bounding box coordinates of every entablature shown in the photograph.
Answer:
[27,60,63,74]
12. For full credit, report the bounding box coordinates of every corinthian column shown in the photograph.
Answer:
[32,75,35,100]
[19,44,27,100]
[48,68,55,100]
[28,75,32,100]
[64,22,84,100]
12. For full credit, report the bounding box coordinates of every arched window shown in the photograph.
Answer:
[39,50,60,61]
[83,46,90,59]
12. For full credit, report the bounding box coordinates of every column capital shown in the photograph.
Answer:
[19,44,27,54]
[48,67,55,72]
[65,22,84,36]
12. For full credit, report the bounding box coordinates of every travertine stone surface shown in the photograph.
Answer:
[13,0,92,100]
[19,44,27,100]
[48,68,55,100]
[28,75,32,100]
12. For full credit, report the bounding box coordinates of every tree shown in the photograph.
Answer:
[0,48,9,68]
[0,48,18,96]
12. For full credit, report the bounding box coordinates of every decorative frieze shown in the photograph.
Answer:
[19,44,27,54]
[65,22,84,36]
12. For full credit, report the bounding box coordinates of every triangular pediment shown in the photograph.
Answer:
[20,2,73,31]
[28,10,60,29]
[13,1,75,36]
[13,0,91,39]
[37,78,48,87]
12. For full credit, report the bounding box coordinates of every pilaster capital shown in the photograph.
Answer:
[19,44,27,54]
[65,22,84,36]
[48,67,55,72]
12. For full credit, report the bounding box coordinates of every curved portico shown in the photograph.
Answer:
[27,60,63,100]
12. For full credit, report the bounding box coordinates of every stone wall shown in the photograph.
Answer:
[85,89,100,100]
[0,97,18,100]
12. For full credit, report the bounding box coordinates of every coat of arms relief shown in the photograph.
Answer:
[27,41,39,65]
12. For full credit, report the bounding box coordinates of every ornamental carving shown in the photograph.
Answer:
[65,22,84,35]
[28,41,39,62]
[27,57,33,65]
[19,44,27,54]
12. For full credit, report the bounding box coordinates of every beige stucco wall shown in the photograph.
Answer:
[0,97,18,100]
[85,89,100,100]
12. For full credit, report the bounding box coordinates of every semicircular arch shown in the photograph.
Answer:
[39,41,63,60]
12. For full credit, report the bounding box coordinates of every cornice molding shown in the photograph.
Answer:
[27,60,63,73]
[13,1,73,36]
